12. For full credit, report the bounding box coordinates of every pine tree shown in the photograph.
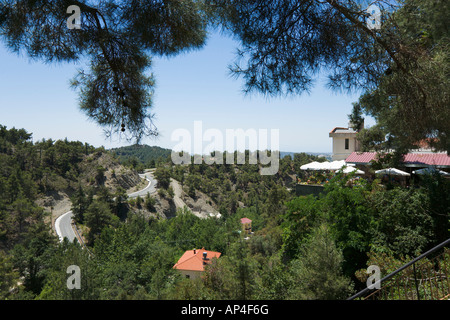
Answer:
[84,200,117,245]
[0,0,211,142]
[288,224,354,300]
[216,0,449,152]
[70,185,88,223]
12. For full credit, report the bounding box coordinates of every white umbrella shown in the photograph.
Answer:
[413,168,450,176]
[300,161,322,170]
[328,160,349,170]
[314,162,331,170]
[375,168,410,176]
[301,160,357,171]
[338,166,365,174]
[316,161,347,170]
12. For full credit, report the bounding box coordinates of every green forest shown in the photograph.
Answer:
[110,144,172,171]
[0,125,449,300]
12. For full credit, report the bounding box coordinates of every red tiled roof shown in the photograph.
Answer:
[403,153,450,167]
[345,152,450,167]
[345,152,377,164]
[240,218,252,224]
[173,248,221,272]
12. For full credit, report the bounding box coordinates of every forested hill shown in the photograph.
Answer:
[0,125,449,301]
[280,151,332,161]
[110,145,332,172]
[110,144,172,169]
[0,125,141,252]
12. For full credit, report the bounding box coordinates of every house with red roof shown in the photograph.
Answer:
[173,248,221,279]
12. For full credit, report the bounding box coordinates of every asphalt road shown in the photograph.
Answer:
[128,171,157,199]
[55,209,76,242]
[55,171,157,243]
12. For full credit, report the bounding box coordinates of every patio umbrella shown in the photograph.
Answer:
[300,161,322,170]
[412,168,450,176]
[375,168,410,176]
[327,160,349,170]
[314,162,331,170]
[338,166,365,174]
[301,160,358,171]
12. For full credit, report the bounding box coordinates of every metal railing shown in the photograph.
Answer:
[348,238,450,300]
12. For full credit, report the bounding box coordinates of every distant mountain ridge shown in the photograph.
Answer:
[110,145,332,166]
[280,151,332,161]
[110,144,172,167]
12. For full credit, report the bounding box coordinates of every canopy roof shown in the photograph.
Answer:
[412,167,450,176]
[338,166,365,174]
[375,168,410,176]
[300,160,356,171]
[300,161,322,170]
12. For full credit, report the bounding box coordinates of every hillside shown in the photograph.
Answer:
[110,144,172,169]
[0,125,142,250]
[1,125,448,301]
[152,151,328,218]
[41,150,143,230]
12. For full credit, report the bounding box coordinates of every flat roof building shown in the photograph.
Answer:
[329,121,363,161]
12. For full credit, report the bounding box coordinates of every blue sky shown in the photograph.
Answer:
[0,30,374,153]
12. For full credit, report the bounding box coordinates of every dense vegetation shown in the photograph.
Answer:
[0,125,101,250]
[110,144,172,171]
[0,0,448,303]
[155,155,450,298]
[1,125,448,300]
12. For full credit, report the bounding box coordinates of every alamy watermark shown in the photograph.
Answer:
[65,264,380,291]
[66,3,382,31]
[366,5,382,30]
[171,121,280,176]
[67,5,81,30]
[66,265,81,290]
[367,265,381,290]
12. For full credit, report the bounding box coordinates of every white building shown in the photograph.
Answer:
[329,121,363,161]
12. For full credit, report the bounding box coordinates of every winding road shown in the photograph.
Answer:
[55,171,157,243]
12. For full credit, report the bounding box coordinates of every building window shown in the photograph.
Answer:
[345,138,349,150]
